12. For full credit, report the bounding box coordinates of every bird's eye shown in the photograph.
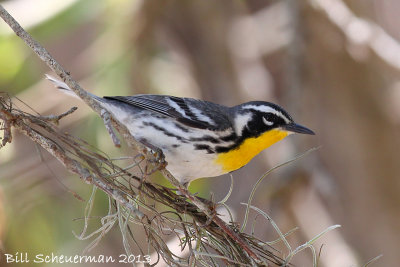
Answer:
[262,116,273,126]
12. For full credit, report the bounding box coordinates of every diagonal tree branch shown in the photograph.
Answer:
[0,102,144,219]
[0,5,267,265]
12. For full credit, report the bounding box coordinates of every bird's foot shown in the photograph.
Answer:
[140,140,167,174]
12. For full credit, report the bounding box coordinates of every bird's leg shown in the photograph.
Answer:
[139,139,167,175]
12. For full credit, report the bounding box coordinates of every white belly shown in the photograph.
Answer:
[162,144,225,184]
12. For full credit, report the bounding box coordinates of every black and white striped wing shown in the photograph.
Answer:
[103,95,231,130]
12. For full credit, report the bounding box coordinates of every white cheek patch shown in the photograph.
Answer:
[262,117,273,126]
[233,113,253,135]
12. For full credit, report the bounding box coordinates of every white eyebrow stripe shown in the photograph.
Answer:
[243,105,290,123]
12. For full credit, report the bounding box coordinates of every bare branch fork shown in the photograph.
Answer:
[0,5,272,265]
[0,101,145,218]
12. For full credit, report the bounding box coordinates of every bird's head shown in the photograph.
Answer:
[232,101,315,138]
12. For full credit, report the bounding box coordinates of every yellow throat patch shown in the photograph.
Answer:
[215,129,289,172]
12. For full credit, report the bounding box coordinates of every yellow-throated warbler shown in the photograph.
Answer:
[47,76,314,187]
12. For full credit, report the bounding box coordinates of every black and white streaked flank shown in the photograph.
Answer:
[47,76,314,186]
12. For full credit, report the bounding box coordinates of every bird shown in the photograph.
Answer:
[47,76,315,188]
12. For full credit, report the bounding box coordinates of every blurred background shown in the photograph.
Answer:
[1,0,400,266]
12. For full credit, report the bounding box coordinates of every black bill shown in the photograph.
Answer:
[283,122,315,135]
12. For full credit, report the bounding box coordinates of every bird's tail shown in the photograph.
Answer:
[45,74,100,100]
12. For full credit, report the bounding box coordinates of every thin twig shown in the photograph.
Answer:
[176,186,264,265]
[241,146,320,232]
[0,5,100,114]
[39,106,78,124]
[364,254,383,267]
